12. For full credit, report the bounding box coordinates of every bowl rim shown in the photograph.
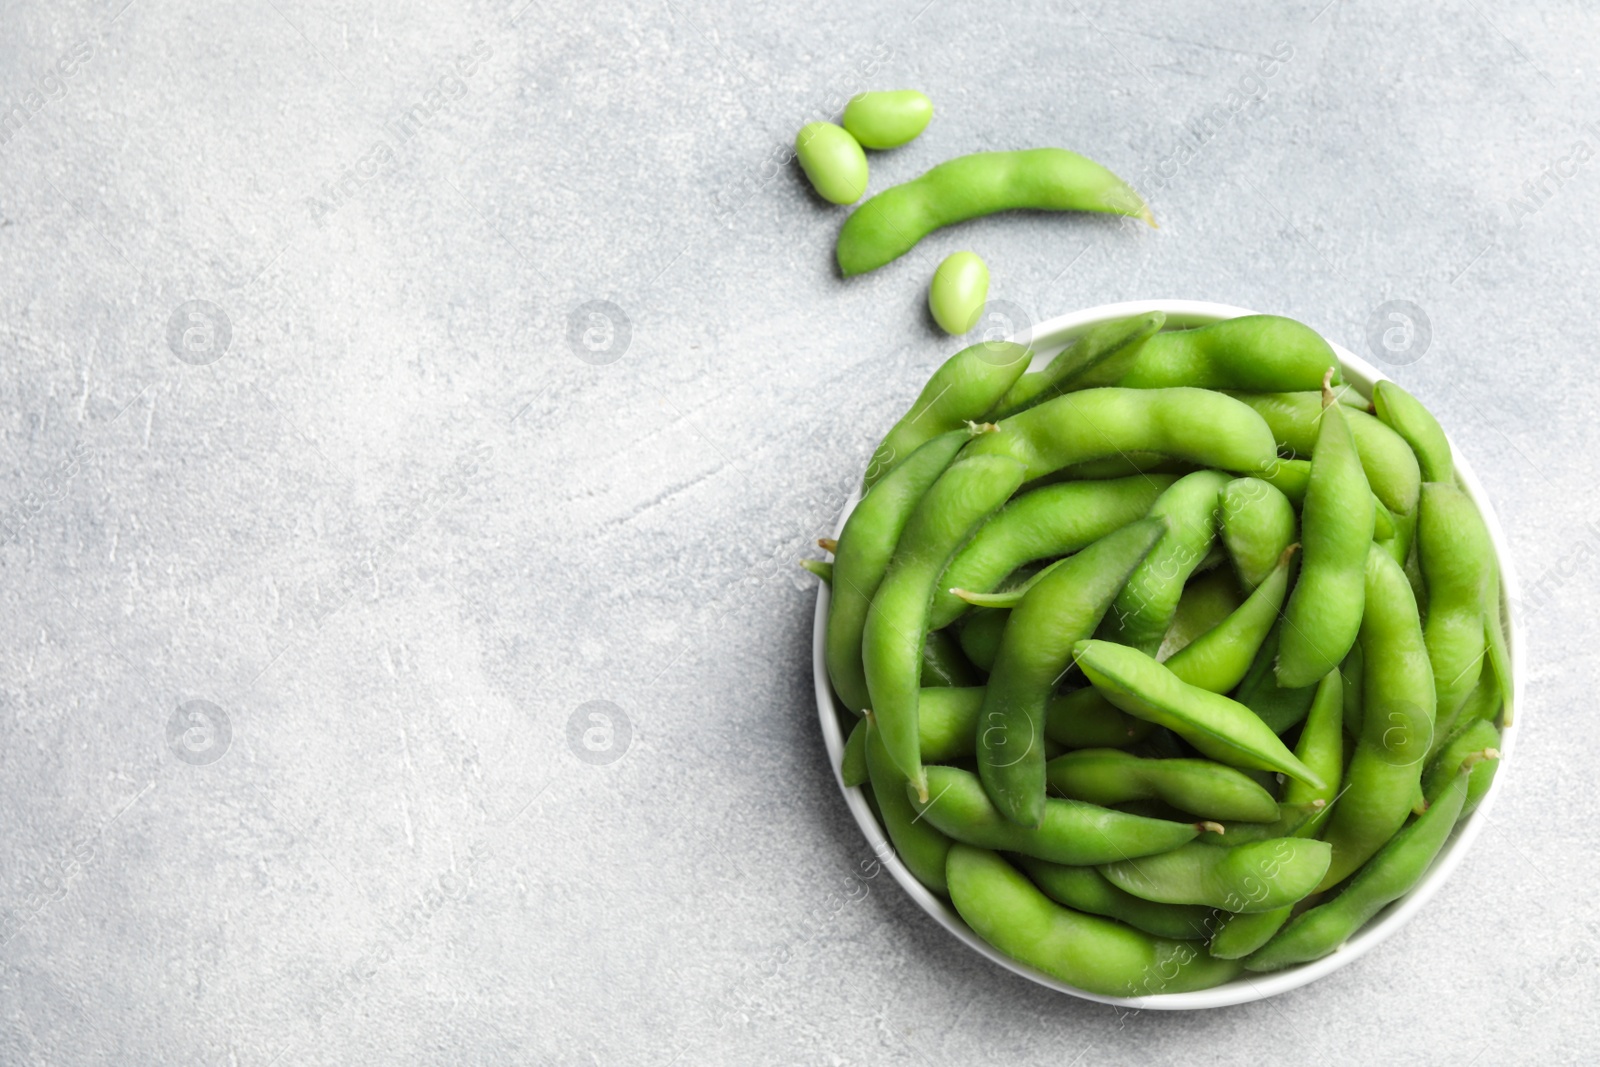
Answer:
[811,298,1524,1010]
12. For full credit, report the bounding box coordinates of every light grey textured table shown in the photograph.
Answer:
[1,1,1594,1063]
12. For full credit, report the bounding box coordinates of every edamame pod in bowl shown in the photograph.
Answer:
[814,299,1521,1008]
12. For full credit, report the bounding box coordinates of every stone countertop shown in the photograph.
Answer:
[0,1,1593,1063]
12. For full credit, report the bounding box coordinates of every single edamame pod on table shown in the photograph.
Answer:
[947,845,1243,995]
[1373,380,1455,484]
[911,765,1204,865]
[1277,377,1373,688]
[1068,316,1339,393]
[863,714,953,894]
[992,312,1166,417]
[1099,837,1332,914]
[841,90,933,149]
[1045,748,1280,823]
[1017,857,1214,941]
[1417,482,1494,738]
[1071,639,1326,788]
[977,519,1166,827]
[928,251,989,335]
[864,455,1028,793]
[1099,471,1232,655]
[929,474,1178,628]
[1218,476,1298,592]
[862,342,1032,489]
[826,430,972,713]
[1318,545,1437,891]
[1245,761,1484,972]
[795,122,869,204]
[837,149,1152,276]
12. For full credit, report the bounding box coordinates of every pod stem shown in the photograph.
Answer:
[1320,367,1337,408]
[816,537,838,553]
[965,420,999,436]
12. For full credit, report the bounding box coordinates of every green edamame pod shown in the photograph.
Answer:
[912,765,1201,865]
[978,520,1166,827]
[964,387,1279,484]
[1318,546,1436,891]
[1045,688,1155,749]
[841,90,932,149]
[841,717,868,786]
[1417,483,1494,735]
[837,149,1152,276]
[1423,718,1500,815]
[992,312,1166,417]
[928,251,989,335]
[795,122,869,205]
[1160,567,1244,657]
[1208,907,1291,960]
[1230,391,1421,518]
[863,345,1030,490]
[957,607,1006,672]
[827,431,970,712]
[1058,454,1200,481]
[1046,749,1280,823]
[947,846,1242,996]
[1246,764,1479,972]
[1070,316,1338,393]
[800,558,833,584]
[1484,554,1514,726]
[1017,857,1214,941]
[1451,655,1504,734]
[1340,641,1365,737]
[1160,545,1296,694]
[1218,477,1298,592]
[1284,671,1344,833]
[1100,837,1332,914]
[1232,623,1318,734]
[930,475,1178,628]
[1373,380,1454,484]
[864,455,1028,791]
[864,714,951,894]
[921,629,981,688]
[1277,384,1373,687]
[1100,471,1233,655]
[1258,458,1310,504]
[1072,640,1325,788]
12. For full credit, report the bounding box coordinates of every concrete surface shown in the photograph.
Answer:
[1,0,1596,1063]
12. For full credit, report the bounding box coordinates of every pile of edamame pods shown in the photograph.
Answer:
[814,311,1513,996]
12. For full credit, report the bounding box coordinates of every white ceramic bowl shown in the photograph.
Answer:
[812,299,1523,1009]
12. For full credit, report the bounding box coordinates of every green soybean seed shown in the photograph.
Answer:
[1246,763,1480,972]
[1218,477,1298,592]
[1046,748,1280,823]
[841,90,933,149]
[837,149,1152,275]
[965,387,1278,484]
[864,714,953,894]
[1101,470,1233,655]
[947,846,1242,996]
[978,519,1166,827]
[1017,857,1214,941]
[1100,837,1332,913]
[993,312,1167,417]
[795,121,869,205]
[864,455,1027,792]
[911,765,1202,866]
[862,343,1031,489]
[1318,545,1436,891]
[827,430,970,712]
[1418,482,1495,739]
[1069,316,1340,393]
[930,475,1177,628]
[1072,639,1325,788]
[928,251,989,335]
[1373,380,1454,484]
[1277,382,1373,688]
